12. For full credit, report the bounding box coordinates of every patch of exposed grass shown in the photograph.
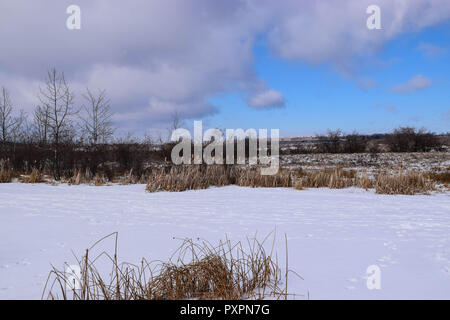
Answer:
[294,168,355,189]
[146,165,291,192]
[0,165,12,183]
[425,171,450,186]
[26,168,42,183]
[375,171,435,195]
[42,232,298,300]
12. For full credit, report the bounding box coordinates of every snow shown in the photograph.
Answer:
[0,183,449,299]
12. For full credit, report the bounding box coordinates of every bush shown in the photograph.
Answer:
[386,127,440,152]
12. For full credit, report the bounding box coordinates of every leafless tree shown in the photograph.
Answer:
[0,87,25,144]
[80,88,115,145]
[38,68,78,179]
[166,110,185,141]
[171,110,184,131]
[33,105,51,144]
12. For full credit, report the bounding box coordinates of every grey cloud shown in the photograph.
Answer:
[248,89,286,109]
[391,74,431,93]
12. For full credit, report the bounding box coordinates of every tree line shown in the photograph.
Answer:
[0,68,170,180]
[282,128,446,155]
[1,68,447,180]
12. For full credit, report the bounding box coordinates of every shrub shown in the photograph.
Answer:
[386,127,440,152]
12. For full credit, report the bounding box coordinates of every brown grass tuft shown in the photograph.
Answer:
[375,171,435,195]
[0,165,12,183]
[26,168,43,183]
[93,173,107,186]
[295,168,354,189]
[425,171,450,186]
[42,232,298,300]
[119,169,137,185]
[146,165,292,192]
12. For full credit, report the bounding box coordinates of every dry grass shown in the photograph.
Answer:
[26,168,42,183]
[93,173,107,186]
[119,169,138,185]
[146,165,292,192]
[0,165,12,183]
[42,232,297,300]
[294,168,355,189]
[293,168,435,194]
[375,171,435,195]
[425,171,450,186]
[236,168,292,188]
[355,174,374,190]
[68,168,93,185]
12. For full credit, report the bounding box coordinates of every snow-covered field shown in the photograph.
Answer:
[0,183,449,299]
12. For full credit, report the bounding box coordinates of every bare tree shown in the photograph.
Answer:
[38,68,78,179]
[0,87,25,144]
[166,110,185,141]
[33,105,51,144]
[171,110,184,131]
[80,88,115,145]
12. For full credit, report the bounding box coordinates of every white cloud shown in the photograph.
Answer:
[248,89,286,109]
[391,74,431,93]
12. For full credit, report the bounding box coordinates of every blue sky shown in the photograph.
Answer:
[208,21,450,137]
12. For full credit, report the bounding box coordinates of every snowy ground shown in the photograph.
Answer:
[0,183,449,299]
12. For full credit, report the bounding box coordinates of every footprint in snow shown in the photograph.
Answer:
[345,286,356,290]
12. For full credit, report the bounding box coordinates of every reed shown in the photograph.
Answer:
[26,168,42,183]
[375,171,435,195]
[0,165,12,183]
[42,232,296,300]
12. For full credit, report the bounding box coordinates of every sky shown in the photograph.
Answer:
[0,0,449,138]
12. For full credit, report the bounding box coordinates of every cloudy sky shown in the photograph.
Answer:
[0,0,449,137]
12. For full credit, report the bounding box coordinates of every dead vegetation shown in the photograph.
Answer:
[42,232,297,300]
[425,171,450,187]
[293,167,435,195]
[26,168,42,183]
[0,157,444,195]
[146,165,292,192]
[294,168,356,189]
[375,171,435,195]
[0,164,12,183]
